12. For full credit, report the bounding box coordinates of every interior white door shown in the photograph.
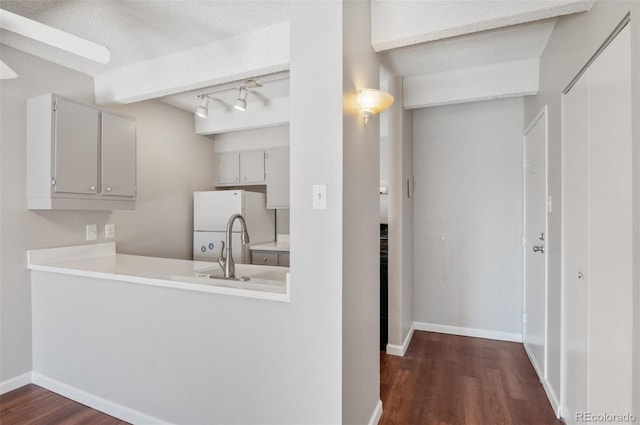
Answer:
[523,108,548,380]
[561,72,589,424]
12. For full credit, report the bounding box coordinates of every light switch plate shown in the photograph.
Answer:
[104,223,115,239]
[312,184,327,209]
[86,224,97,241]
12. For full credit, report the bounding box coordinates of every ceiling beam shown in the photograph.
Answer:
[94,22,289,105]
[372,0,594,52]
[403,59,539,109]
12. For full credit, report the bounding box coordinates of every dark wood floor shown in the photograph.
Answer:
[1,331,560,425]
[0,384,129,425]
[380,331,563,425]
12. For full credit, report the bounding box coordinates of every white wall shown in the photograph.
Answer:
[412,97,524,338]
[289,1,345,422]
[0,46,104,387]
[341,1,381,423]
[386,76,414,352]
[211,124,289,153]
[523,1,640,412]
[109,101,216,260]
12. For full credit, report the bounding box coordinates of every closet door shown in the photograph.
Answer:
[561,72,589,423]
[586,23,632,414]
[561,22,632,422]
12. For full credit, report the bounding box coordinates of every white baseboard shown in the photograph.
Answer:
[523,343,545,382]
[32,372,170,425]
[0,372,32,395]
[542,377,561,418]
[523,345,561,419]
[368,399,383,425]
[386,324,415,357]
[413,321,523,343]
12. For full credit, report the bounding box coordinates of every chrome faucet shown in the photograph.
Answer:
[218,213,250,279]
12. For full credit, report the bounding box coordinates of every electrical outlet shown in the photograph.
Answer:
[104,223,115,239]
[86,224,97,241]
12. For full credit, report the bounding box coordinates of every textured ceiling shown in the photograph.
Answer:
[0,0,289,76]
[0,0,592,112]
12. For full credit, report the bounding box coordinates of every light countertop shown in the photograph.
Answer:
[28,242,290,302]
[250,240,290,252]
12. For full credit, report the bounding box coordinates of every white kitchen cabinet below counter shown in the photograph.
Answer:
[250,241,290,267]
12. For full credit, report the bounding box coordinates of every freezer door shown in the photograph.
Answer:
[193,231,246,263]
[193,191,243,231]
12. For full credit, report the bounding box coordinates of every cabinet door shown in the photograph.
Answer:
[53,98,99,195]
[240,150,265,184]
[217,153,240,185]
[265,147,290,209]
[101,113,136,197]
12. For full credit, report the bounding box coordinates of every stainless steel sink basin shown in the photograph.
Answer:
[171,264,289,293]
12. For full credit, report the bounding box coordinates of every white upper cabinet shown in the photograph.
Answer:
[214,147,289,209]
[27,93,136,210]
[53,98,99,195]
[239,150,266,184]
[215,150,265,186]
[265,147,289,209]
[101,112,137,197]
[216,152,241,185]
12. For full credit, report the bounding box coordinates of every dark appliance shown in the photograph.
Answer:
[380,224,388,350]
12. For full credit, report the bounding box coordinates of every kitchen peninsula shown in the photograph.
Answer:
[27,242,293,424]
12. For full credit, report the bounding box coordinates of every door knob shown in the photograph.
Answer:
[533,245,545,254]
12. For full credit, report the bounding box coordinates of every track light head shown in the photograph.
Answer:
[195,96,209,118]
[234,88,248,112]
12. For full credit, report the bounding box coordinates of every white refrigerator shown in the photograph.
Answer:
[193,190,275,263]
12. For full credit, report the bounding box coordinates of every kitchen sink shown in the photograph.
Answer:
[171,264,289,293]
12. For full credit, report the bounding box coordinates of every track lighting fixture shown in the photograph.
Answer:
[193,75,276,118]
[195,96,209,118]
[234,88,248,112]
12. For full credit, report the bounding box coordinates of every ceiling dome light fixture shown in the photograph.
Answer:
[195,95,209,118]
[234,88,248,112]
[357,88,394,125]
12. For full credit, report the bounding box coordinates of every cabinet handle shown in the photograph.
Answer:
[243,177,247,181]
[89,186,96,191]
[105,187,112,192]
[235,177,239,182]
[262,257,267,262]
